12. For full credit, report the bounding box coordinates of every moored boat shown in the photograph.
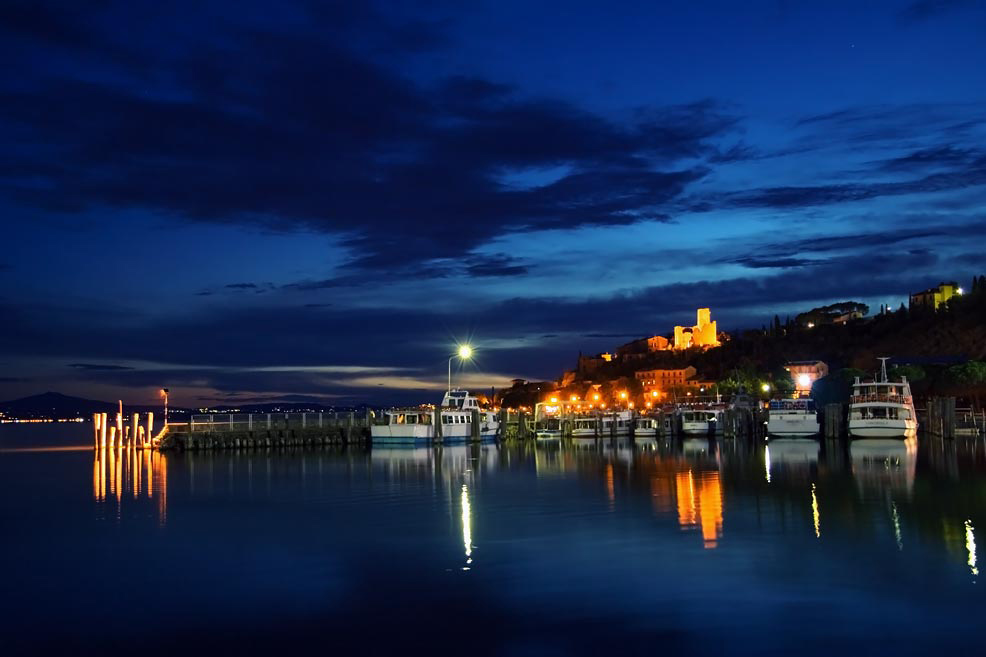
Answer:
[370,389,499,445]
[633,416,660,439]
[848,358,917,439]
[677,406,723,436]
[767,398,819,437]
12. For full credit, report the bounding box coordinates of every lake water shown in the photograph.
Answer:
[2,423,985,656]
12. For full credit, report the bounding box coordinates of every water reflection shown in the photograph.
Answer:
[92,447,167,524]
[850,437,917,496]
[79,435,986,581]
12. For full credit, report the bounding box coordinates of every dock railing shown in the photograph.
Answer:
[189,412,367,432]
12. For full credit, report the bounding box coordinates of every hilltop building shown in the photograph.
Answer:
[784,361,828,398]
[635,367,697,391]
[646,335,670,351]
[674,308,720,350]
[910,281,960,310]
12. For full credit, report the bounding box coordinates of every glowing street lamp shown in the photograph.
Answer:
[761,383,771,394]
[449,345,473,393]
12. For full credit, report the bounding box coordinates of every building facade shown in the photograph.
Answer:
[784,360,828,397]
[674,308,720,350]
[910,281,960,310]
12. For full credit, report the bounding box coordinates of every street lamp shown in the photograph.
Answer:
[761,383,771,394]
[449,345,473,392]
[161,388,170,425]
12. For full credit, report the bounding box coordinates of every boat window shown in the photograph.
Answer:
[870,407,887,419]
[396,414,405,424]
[406,414,416,424]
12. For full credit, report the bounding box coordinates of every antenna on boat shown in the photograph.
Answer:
[877,357,890,383]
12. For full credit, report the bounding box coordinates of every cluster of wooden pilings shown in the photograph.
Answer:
[92,411,156,449]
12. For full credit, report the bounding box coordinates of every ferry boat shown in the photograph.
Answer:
[678,407,723,436]
[848,358,917,438]
[371,389,499,445]
[767,398,819,437]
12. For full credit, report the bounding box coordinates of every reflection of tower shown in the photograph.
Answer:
[676,470,723,548]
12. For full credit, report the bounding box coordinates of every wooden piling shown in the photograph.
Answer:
[471,408,480,441]
[823,403,843,439]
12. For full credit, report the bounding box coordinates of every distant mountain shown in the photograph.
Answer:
[0,391,118,419]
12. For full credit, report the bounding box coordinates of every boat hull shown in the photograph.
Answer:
[767,416,819,438]
[848,420,917,438]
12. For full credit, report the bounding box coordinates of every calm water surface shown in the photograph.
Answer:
[2,423,985,656]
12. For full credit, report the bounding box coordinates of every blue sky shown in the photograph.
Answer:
[1,0,984,405]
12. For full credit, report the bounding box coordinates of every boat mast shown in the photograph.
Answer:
[877,357,890,383]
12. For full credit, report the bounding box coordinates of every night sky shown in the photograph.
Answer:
[2,1,985,406]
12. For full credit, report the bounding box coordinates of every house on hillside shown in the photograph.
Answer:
[910,281,960,311]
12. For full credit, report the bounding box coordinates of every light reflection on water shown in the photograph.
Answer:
[4,423,986,655]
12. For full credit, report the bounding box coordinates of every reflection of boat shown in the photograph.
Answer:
[682,438,712,457]
[767,399,819,437]
[848,358,917,438]
[634,416,660,439]
[850,437,917,494]
[678,407,723,436]
[371,390,499,445]
[765,439,819,478]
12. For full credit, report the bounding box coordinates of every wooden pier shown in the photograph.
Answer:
[157,412,371,451]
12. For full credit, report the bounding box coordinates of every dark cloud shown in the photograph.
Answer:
[720,160,986,209]
[874,145,981,172]
[898,0,979,23]
[68,363,134,371]
[465,255,528,278]
[225,283,258,289]
[0,6,736,273]
[731,257,823,269]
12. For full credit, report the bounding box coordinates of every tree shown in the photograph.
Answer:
[890,364,926,382]
[947,361,986,386]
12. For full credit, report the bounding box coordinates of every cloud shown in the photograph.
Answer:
[68,363,134,371]
[0,6,737,273]
[730,257,824,269]
[464,254,529,277]
[225,282,258,289]
[898,0,979,23]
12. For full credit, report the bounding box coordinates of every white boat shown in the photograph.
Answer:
[571,416,600,438]
[370,389,499,445]
[600,410,633,437]
[848,358,917,439]
[535,417,563,441]
[678,407,723,436]
[767,398,819,437]
[633,416,660,439]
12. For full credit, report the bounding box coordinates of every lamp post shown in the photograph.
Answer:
[161,388,170,425]
[449,345,473,393]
